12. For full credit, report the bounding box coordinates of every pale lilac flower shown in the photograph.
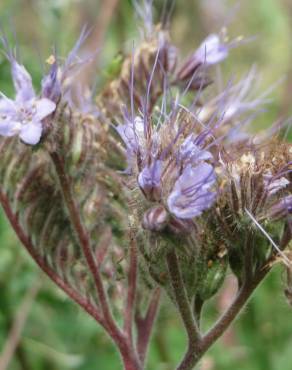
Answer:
[179,134,213,165]
[167,163,216,219]
[196,34,228,65]
[138,160,162,201]
[116,116,145,154]
[197,68,264,123]
[177,34,229,81]
[41,62,61,103]
[11,61,35,102]
[0,61,56,145]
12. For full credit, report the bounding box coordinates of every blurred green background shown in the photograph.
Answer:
[0,1,292,369]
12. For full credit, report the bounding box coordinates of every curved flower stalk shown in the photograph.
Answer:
[0,31,160,370]
[0,5,292,370]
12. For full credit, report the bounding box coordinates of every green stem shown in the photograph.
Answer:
[166,249,201,347]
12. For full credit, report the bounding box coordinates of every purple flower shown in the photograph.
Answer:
[199,67,268,122]
[138,160,162,201]
[41,62,61,103]
[177,34,228,81]
[167,163,216,219]
[116,116,145,154]
[11,61,35,102]
[195,34,228,65]
[0,61,56,145]
[179,134,213,165]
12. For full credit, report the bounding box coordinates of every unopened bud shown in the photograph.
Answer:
[138,160,162,202]
[41,62,61,103]
[142,205,168,232]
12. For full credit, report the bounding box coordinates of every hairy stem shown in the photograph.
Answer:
[176,266,270,370]
[193,296,204,330]
[136,288,161,365]
[0,188,104,326]
[1,180,141,370]
[50,152,143,369]
[166,249,201,347]
[201,267,270,352]
[121,352,142,370]
[49,152,129,346]
[124,231,138,344]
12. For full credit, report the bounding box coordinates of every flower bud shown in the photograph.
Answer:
[41,62,61,104]
[176,34,228,81]
[138,160,162,202]
[142,205,168,232]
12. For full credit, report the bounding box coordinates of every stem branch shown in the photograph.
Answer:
[136,288,161,365]
[176,266,270,370]
[166,250,201,347]
[50,152,141,368]
[50,152,120,337]
[124,232,138,344]
[0,188,104,326]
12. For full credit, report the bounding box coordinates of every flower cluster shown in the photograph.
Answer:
[116,110,217,233]
[113,29,292,243]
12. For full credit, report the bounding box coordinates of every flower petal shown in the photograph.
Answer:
[167,163,216,219]
[19,121,42,145]
[34,98,56,120]
[116,116,145,153]
[12,61,35,102]
[0,119,21,137]
[180,134,213,164]
[138,160,162,201]
[196,34,228,65]
[0,97,17,115]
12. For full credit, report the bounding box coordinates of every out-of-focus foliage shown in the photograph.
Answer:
[0,1,292,369]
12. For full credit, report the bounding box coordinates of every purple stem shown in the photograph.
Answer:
[49,151,141,367]
[0,188,104,326]
[136,288,161,365]
[124,232,138,344]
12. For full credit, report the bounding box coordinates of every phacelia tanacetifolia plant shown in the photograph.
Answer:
[0,5,292,370]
